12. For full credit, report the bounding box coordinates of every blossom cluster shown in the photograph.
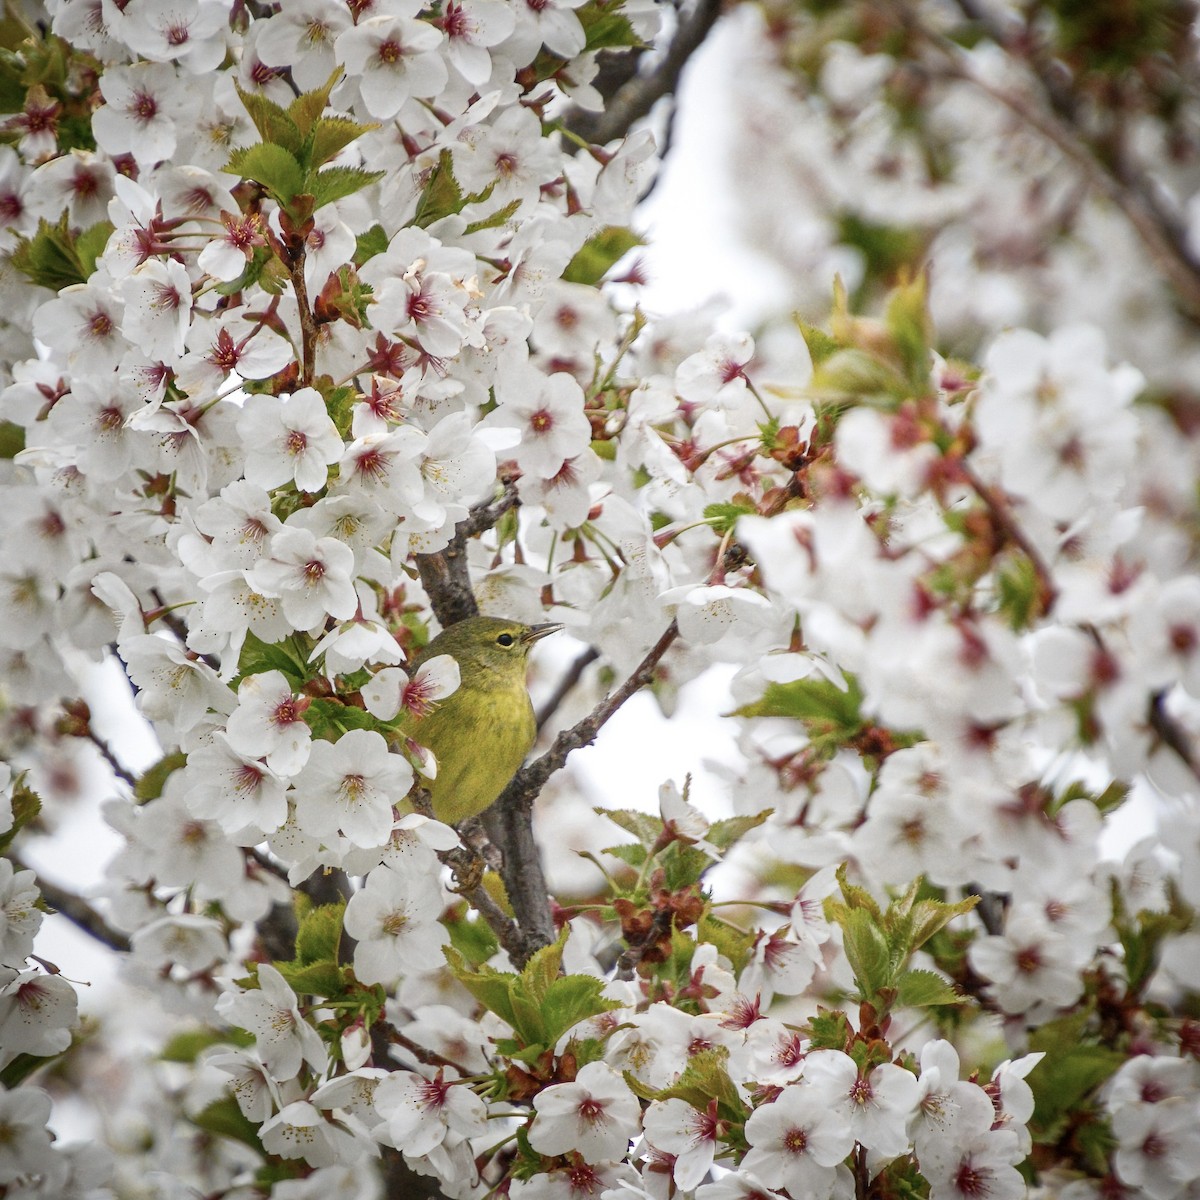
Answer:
[0,1,1196,1199]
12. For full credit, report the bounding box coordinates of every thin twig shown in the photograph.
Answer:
[1149,690,1200,784]
[456,480,520,540]
[958,460,1058,617]
[84,729,136,788]
[536,646,600,731]
[499,619,680,816]
[563,0,725,146]
[909,2,1200,323]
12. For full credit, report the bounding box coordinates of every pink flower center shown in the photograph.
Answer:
[1142,1132,1167,1159]
[783,1126,808,1154]
[153,282,183,312]
[353,447,391,484]
[286,429,309,457]
[1015,945,1043,975]
[953,1157,991,1196]
[377,38,404,64]
[443,3,472,36]
[529,409,553,434]
[131,90,158,122]
[1170,623,1196,656]
[235,763,265,794]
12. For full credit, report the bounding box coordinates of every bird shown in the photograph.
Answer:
[402,615,561,825]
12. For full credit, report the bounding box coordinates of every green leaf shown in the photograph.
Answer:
[996,552,1040,631]
[805,1006,852,1050]
[462,198,522,237]
[830,865,882,920]
[236,631,307,687]
[303,698,382,740]
[795,319,840,366]
[76,220,115,278]
[578,3,641,52]
[413,149,465,228]
[601,808,664,849]
[235,84,303,154]
[602,842,648,869]
[309,116,377,166]
[835,212,926,293]
[225,142,305,204]
[811,348,906,401]
[273,960,345,999]
[286,70,343,138]
[884,272,932,389]
[541,974,621,1046]
[652,1048,746,1119]
[660,843,714,892]
[520,929,567,1005]
[894,968,966,1009]
[308,165,386,210]
[161,1026,253,1063]
[11,214,113,291]
[0,1051,66,1089]
[192,1096,266,1155]
[730,675,864,754]
[1027,1016,1125,1142]
[355,223,389,266]
[0,419,23,459]
[446,947,521,1032]
[703,501,758,537]
[697,915,755,975]
[705,810,772,852]
[563,226,642,286]
[444,905,500,967]
[133,752,187,804]
[905,894,979,952]
[508,992,546,1047]
[295,902,344,965]
[0,778,40,854]
[838,906,892,998]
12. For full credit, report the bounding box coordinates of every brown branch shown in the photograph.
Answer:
[912,2,1200,324]
[563,0,725,145]
[499,619,680,816]
[958,460,1058,617]
[485,621,680,962]
[412,484,518,630]
[13,858,131,953]
[536,646,600,731]
[1149,690,1200,784]
[286,256,318,387]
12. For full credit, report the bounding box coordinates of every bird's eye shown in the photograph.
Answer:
[496,633,516,647]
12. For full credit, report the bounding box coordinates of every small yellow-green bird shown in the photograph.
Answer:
[404,616,561,825]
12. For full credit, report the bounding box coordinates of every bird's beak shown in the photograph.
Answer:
[521,622,563,644]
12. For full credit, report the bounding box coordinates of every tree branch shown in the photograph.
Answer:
[13,858,131,953]
[1149,690,1200,784]
[486,620,679,962]
[912,1,1200,324]
[413,482,519,630]
[499,619,680,818]
[562,0,725,146]
[535,646,600,732]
